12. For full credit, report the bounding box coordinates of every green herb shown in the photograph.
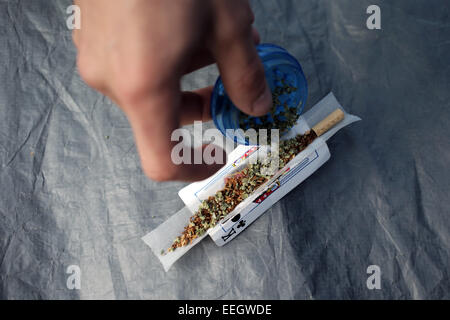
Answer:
[238,81,300,143]
[167,130,318,252]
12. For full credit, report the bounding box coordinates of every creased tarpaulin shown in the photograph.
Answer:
[0,0,449,299]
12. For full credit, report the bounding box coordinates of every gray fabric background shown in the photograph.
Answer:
[1,0,449,299]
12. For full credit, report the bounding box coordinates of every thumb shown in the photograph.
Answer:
[214,33,272,117]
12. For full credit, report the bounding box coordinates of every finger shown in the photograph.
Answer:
[122,83,224,182]
[184,28,260,75]
[179,86,213,126]
[251,27,261,45]
[213,29,272,117]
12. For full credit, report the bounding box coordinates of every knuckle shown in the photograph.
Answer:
[142,162,179,182]
[110,61,170,107]
[76,54,102,88]
[112,77,148,107]
[220,22,252,43]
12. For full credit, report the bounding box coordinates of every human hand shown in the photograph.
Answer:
[73,0,272,181]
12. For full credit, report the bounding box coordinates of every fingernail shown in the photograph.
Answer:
[252,82,272,115]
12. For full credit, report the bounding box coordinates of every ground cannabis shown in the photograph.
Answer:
[239,79,300,137]
[165,130,317,254]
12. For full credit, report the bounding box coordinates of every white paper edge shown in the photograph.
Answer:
[142,92,361,272]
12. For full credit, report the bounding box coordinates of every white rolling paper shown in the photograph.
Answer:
[142,92,361,272]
